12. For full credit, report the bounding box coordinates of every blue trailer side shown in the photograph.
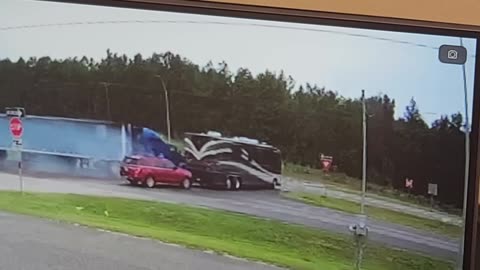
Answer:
[0,114,184,177]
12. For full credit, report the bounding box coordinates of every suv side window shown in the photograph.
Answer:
[139,158,154,167]
[165,160,176,169]
[156,159,175,169]
[138,158,147,166]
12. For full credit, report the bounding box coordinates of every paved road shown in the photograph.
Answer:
[0,171,460,261]
[0,212,281,270]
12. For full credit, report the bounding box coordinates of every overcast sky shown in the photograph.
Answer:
[0,0,477,124]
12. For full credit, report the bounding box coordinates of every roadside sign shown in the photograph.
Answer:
[9,117,23,139]
[5,107,25,118]
[6,149,22,162]
[320,154,333,172]
[322,160,331,167]
[5,107,25,194]
[428,183,438,196]
[405,178,414,189]
[12,138,23,150]
[13,138,22,145]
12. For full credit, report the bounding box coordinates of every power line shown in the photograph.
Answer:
[0,19,476,58]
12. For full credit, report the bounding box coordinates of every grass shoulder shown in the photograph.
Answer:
[283,192,462,238]
[283,163,461,216]
[0,191,454,270]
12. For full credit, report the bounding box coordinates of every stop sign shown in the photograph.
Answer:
[9,117,23,138]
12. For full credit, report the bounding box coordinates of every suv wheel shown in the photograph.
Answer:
[145,177,155,188]
[181,178,192,190]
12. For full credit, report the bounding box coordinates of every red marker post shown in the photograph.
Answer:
[320,154,333,173]
[405,178,414,196]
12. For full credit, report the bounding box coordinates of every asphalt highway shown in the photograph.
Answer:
[0,212,281,270]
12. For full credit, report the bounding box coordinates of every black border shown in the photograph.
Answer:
[32,1,480,269]
[465,38,480,269]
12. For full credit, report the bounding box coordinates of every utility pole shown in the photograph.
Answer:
[100,82,112,121]
[361,89,367,215]
[155,74,171,143]
[347,90,369,270]
[457,37,470,270]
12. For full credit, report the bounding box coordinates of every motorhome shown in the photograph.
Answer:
[183,131,282,190]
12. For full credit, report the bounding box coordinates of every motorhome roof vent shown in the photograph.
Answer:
[207,131,222,137]
[237,137,259,144]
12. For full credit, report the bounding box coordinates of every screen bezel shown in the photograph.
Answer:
[35,0,480,268]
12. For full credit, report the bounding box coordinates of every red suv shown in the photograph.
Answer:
[120,155,193,189]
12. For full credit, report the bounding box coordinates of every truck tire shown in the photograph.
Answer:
[270,179,279,190]
[232,177,242,191]
[225,177,233,190]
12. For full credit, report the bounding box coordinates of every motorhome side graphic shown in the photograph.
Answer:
[183,134,281,186]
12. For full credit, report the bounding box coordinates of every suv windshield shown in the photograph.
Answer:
[123,157,139,165]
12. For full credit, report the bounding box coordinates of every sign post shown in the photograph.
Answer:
[427,183,438,209]
[6,107,25,193]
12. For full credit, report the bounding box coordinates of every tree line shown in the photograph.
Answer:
[0,50,467,207]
